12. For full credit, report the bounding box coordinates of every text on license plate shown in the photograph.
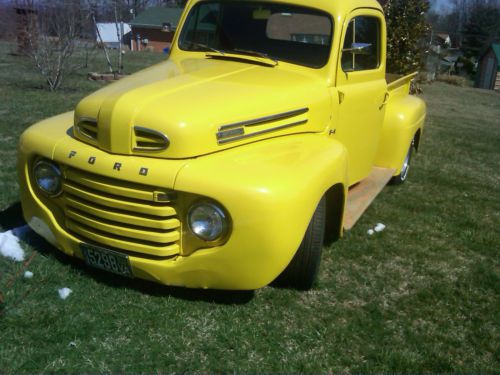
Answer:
[81,244,133,278]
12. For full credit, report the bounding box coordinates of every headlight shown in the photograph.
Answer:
[188,202,229,242]
[33,160,62,196]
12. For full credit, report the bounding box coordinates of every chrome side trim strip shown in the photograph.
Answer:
[218,108,309,131]
[216,127,245,140]
[217,120,308,145]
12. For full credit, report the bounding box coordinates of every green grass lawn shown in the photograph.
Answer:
[0,40,499,373]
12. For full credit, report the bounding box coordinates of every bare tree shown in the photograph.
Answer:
[19,0,93,91]
[90,0,126,76]
[113,0,124,74]
[0,2,16,42]
[92,12,114,74]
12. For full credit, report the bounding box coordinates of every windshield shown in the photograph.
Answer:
[178,1,333,68]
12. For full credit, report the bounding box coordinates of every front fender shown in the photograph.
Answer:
[375,95,426,174]
[173,133,348,288]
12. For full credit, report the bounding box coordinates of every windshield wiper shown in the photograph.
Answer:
[206,48,278,67]
[201,45,278,67]
[189,42,225,55]
[232,49,279,66]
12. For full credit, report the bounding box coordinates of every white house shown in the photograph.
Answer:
[96,22,131,49]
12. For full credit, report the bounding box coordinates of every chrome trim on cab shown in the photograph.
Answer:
[217,120,308,145]
[218,108,309,131]
[216,107,309,145]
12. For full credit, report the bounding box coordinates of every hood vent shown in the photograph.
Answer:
[75,117,98,142]
[133,126,170,152]
[216,108,309,145]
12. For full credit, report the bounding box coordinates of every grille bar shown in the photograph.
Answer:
[66,208,180,243]
[66,220,180,257]
[65,195,180,230]
[63,182,175,217]
[65,168,167,202]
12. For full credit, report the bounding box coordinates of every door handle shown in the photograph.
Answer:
[338,91,345,104]
[379,92,389,110]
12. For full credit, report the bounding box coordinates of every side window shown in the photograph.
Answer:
[179,3,220,48]
[341,16,380,72]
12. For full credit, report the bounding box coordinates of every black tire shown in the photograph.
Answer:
[275,196,326,290]
[389,139,414,185]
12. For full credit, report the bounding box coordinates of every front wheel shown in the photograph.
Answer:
[275,196,326,290]
[390,138,414,185]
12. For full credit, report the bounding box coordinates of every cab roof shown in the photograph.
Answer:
[187,0,384,19]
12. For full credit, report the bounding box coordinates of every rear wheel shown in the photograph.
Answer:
[390,138,414,185]
[275,196,326,290]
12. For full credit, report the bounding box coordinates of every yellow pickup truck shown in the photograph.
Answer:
[18,0,426,290]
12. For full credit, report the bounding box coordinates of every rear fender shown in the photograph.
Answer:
[375,95,426,174]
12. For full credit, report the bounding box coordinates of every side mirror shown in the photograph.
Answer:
[342,42,373,55]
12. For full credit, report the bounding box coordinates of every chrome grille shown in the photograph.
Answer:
[61,167,180,257]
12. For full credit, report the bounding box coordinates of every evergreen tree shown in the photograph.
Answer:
[462,2,500,58]
[383,0,431,74]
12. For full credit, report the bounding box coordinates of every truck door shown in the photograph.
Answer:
[334,9,387,186]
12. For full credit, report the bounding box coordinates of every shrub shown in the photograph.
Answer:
[436,74,467,87]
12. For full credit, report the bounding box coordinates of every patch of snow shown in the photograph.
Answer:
[374,223,386,233]
[24,271,34,279]
[58,288,72,300]
[367,229,375,235]
[0,230,25,261]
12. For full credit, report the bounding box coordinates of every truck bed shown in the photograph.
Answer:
[386,72,418,99]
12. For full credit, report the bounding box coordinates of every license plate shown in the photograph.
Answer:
[81,244,133,278]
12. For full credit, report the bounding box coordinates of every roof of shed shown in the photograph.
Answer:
[130,7,183,29]
[492,44,500,69]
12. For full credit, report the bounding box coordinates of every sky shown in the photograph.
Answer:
[0,0,456,13]
[431,0,453,13]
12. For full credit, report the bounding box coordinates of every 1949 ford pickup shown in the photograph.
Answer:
[18,0,426,290]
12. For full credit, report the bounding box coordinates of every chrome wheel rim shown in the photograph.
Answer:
[400,148,411,181]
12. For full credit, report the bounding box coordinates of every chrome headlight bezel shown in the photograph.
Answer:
[33,159,62,197]
[187,201,230,243]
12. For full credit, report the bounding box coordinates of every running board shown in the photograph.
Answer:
[343,167,396,230]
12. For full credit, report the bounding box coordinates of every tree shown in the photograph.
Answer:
[383,0,431,74]
[428,0,500,57]
[94,0,123,75]
[461,0,500,57]
[18,0,93,91]
[0,3,16,41]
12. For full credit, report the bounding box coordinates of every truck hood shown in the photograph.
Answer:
[74,56,331,159]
